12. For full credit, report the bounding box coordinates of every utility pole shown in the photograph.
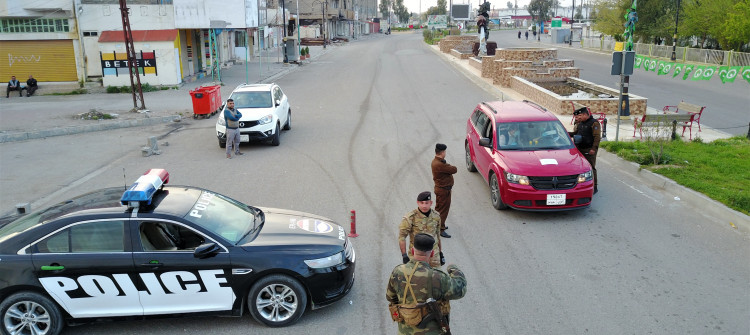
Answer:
[615,0,637,142]
[282,0,288,63]
[118,0,145,110]
[569,0,574,46]
[670,0,681,61]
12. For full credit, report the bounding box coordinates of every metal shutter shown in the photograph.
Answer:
[0,40,77,82]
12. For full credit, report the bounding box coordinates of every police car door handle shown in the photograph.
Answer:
[141,260,163,268]
[40,265,65,271]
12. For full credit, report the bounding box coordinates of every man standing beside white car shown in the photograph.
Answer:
[224,99,244,159]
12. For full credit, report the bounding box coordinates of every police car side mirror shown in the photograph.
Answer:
[479,138,492,148]
[194,242,221,259]
[573,135,583,144]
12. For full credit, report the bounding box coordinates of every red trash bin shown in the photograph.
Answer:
[189,85,223,119]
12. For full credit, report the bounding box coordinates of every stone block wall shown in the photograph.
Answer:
[493,66,579,87]
[470,57,483,71]
[439,36,478,53]
[451,49,473,59]
[510,77,647,116]
[543,60,575,68]
[480,56,495,77]
[494,48,557,62]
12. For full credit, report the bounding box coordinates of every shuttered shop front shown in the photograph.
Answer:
[0,40,77,82]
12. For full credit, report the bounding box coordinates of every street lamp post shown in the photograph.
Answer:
[569,0,574,46]
[670,0,681,61]
[312,0,327,48]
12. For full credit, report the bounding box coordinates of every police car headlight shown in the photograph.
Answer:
[217,117,225,126]
[304,252,344,268]
[578,170,593,183]
[257,114,273,125]
[505,172,529,185]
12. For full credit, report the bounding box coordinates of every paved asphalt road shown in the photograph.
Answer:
[1,32,748,334]
[500,29,750,136]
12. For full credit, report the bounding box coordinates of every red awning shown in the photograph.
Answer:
[98,29,178,43]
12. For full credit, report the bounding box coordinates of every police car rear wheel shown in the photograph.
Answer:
[248,274,307,327]
[1,292,64,335]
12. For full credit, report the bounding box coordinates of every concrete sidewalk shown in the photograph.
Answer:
[0,43,333,143]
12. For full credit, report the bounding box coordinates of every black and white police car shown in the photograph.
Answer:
[0,169,355,334]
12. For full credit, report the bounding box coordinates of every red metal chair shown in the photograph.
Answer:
[662,101,705,133]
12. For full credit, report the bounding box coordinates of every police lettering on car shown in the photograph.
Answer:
[0,169,356,335]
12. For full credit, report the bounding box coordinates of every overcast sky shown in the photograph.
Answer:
[402,0,580,15]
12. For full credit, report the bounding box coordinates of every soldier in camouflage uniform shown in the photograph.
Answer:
[399,192,444,268]
[387,233,467,335]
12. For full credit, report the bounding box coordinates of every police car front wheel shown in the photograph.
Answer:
[248,274,307,327]
[1,291,64,335]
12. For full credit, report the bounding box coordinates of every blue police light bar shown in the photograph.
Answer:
[121,169,170,206]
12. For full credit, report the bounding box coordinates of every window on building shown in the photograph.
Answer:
[235,31,247,47]
[83,31,99,37]
[0,18,70,33]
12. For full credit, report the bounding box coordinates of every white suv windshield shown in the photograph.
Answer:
[496,121,573,150]
[231,91,272,108]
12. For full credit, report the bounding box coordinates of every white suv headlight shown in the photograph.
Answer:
[505,172,530,185]
[217,116,225,126]
[304,252,344,268]
[257,114,273,125]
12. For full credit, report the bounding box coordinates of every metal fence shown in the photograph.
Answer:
[581,37,750,67]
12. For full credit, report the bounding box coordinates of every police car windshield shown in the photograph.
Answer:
[183,191,260,244]
[496,121,573,151]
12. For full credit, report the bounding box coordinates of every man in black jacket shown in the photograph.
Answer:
[569,107,602,194]
[26,75,38,97]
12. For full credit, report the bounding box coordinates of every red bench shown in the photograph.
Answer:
[634,113,695,140]
[662,101,705,133]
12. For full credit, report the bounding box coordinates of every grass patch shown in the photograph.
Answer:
[601,136,750,215]
[106,83,161,93]
[423,29,451,45]
[49,89,87,95]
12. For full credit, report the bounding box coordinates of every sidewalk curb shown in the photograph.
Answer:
[0,115,182,143]
[600,149,749,234]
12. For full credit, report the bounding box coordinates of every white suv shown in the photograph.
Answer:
[215,83,291,147]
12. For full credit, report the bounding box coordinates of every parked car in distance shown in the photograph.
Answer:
[216,83,291,147]
[465,100,594,211]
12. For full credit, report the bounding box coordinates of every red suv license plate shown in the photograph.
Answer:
[546,194,566,205]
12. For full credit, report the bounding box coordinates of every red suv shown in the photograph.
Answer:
[465,100,594,210]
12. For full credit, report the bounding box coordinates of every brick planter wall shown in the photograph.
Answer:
[438,36,479,53]
[510,76,647,116]
[494,48,558,62]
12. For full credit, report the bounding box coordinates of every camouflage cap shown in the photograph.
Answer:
[413,233,435,252]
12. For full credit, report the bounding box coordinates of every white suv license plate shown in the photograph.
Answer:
[546,194,566,205]
[240,135,250,142]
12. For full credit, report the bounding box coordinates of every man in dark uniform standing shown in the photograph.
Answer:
[387,233,467,334]
[432,143,457,238]
[569,107,602,193]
